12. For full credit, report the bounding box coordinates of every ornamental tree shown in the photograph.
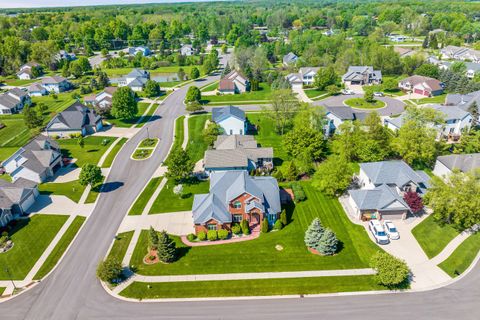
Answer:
[157,231,176,263]
[370,252,410,288]
[185,86,201,104]
[403,191,424,214]
[111,86,138,119]
[144,79,161,98]
[165,148,193,183]
[304,218,324,250]
[190,67,200,79]
[79,164,103,187]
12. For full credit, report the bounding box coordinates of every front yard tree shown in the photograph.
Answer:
[111,86,138,119]
[312,155,353,197]
[185,86,201,104]
[283,128,326,167]
[403,191,424,214]
[157,231,176,263]
[261,218,269,233]
[96,257,123,284]
[190,67,200,79]
[144,79,161,98]
[304,218,324,250]
[148,226,159,250]
[332,121,363,162]
[358,112,392,162]
[79,164,103,187]
[424,171,480,230]
[364,87,374,103]
[317,228,338,256]
[264,89,299,135]
[313,66,337,90]
[165,148,193,183]
[203,122,222,146]
[23,104,44,129]
[77,136,85,149]
[370,252,410,288]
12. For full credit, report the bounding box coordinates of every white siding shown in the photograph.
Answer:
[432,160,452,179]
[218,117,245,135]
[358,169,375,189]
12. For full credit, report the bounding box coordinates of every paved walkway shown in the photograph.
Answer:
[94,126,140,138]
[292,88,312,103]
[431,228,476,265]
[181,114,189,150]
[26,195,95,217]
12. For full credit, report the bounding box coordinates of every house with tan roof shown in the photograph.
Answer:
[17,62,41,80]
[285,67,320,89]
[218,70,249,94]
[398,75,444,97]
[84,86,118,110]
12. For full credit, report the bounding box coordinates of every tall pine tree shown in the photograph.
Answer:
[304,218,324,250]
[148,226,159,250]
[157,231,176,263]
[317,228,338,255]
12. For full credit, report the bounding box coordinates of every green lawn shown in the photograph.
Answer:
[132,148,153,160]
[413,93,447,105]
[304,89,327,99]
[159,81,183,88]
[0,215,68,280]
[85,177,105,203]
[148,179,209,214]
[164,116,185,164]
[0,287,5,295]
[105,102,150,128]
[133,182,380,275]
[201,83,272,104]
[0,115,31,161]
[39,180,85,203]
[104,66,196,77]
[412,214,460,259]
[439,232,480,277]
[185,114,209,163]
[33,216,86,280]
[129,177,162,215]
[2,78,37,86]
[59,136,115,168]
[344,98,385,110]
[136,103,159,128]
[101,138,128,168]
[108,231,135,261]
[138,138,158,148]
[31,93,76,118]
[200,81,219,92]
[120,275,385,299]
[247,113,290,165]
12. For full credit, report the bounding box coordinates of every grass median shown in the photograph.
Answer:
[438,232,480,277]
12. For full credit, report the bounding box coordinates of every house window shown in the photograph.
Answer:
[230,130,233,135]
[233,215,243,222]
[207,224,216,231]
[233,201,242,209]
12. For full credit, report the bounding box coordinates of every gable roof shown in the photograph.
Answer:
[342,66,381,82]
[218,79,235,91]
[349,184,409,211]
[436,153,480,173]
[0,178,37,209]
[360,160,430,189]
[325,106,368,121]
[46,101,100,131]
[127,68,149,78]
[0,93,21,110]
[432,105,470,121]
[283,52,298,64]
[28,83,47,93]
[42,76,67,85]
[400,75,443,92]
[299,67,320,76]
[212,106,245,123]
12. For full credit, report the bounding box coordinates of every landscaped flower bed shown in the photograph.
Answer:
[131,138,159,160]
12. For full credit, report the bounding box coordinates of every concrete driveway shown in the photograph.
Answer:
[314,94,405,116]
[118,211,195,236]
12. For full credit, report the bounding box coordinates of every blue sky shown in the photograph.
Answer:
[0,0,219,9]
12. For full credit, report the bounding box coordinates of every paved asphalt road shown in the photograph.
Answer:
[315,94,405,116]
[1,53,479,319]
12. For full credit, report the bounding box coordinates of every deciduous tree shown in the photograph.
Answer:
[111,87,138,119]
[79,164,103,187]
[312,155,353,197]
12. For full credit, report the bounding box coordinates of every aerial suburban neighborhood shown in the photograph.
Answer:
[0,0,479,319]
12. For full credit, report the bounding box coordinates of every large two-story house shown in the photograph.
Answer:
[42,76,71,93]
[204,135,273,173]
[118,68,150,92]
[212,106,247,135]
[45,101,103,137]
[324,106,368,136]
[348,161,430,220]
[218,70,249,94]
[342,66,382,86]
[433,153,480,178]
[398,75,444,97]
[192,170,281,233]
[84,86,118,110]
[17,62,41,80]
[0,88,31,115]
[285,67,320,89]
[2,136,63,183]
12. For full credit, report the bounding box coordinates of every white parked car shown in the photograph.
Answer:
[368,220,390,245]
[373,92,384,97]
[342,89,355,95]
[383,220,400,240]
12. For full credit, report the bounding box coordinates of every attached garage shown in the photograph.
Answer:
[379,210,408,220]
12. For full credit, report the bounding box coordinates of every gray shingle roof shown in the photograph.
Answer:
[192,171,280,224]
[127,68,149,78]
[0,93,20,110]
[0,178,37,209]
[42,76,67,84]
[46,101,101,131]
[325,106,368,121]
[361,160,430,189]
[437,153,480,173]
[283,52,298,64]
[212,106,245,123]
[349,184,409,211]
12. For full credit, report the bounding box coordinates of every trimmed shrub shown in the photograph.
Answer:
[231,224,242,235]
[207,230,218,241]
[187,233,196,242]
[261,218,269,233]
[218,229,229,240]
[273,220,283,230]
[291,182,306,202]
[197,231,207,241]
[280,209,287,226]
[240,219,250,235]
[96,257,122,284]
[370,252,410,288]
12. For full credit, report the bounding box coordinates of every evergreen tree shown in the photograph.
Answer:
[240,219,250,235]
[157,231,176,263]
[317,228,338,255]
[261,218,269,233]
[304,218,324,250]
[23,104,43,129]
[222,63,232,76]
[148,226,159,250]
[280,209,287,226]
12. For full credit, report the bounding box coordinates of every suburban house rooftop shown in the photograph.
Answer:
[360,160,430,190]
[436,153,480,173]
[212,106,246,123]
[0,178,37,210]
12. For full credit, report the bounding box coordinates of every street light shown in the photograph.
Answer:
[146,127,150,139]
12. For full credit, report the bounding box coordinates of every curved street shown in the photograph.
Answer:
[0,53,479,319]
[315,93,406,116]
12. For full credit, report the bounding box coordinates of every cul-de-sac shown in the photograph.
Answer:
[0,1,479,319]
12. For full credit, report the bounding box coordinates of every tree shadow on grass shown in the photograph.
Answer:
[86,149,99,153]
[175,245,191,261]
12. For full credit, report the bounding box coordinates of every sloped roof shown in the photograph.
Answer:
[47,101,101,131]
[8,88,28,99]
[28,83,47,92]
[218,79,235,91]
[0,178,37,209]
[400,75,443,91]
[349,184,409,211]
[299,67,320,75]
[360,160,430,188]
[0,93,20,110]
[204,149,249,169]
[212,106,245,123]
[127,68,149,78]
[127,77,148,88]
[437,153,480,173]
[432,105,470,121]
[42,76,67,84]
[283,52,298,64]
[214,135,258,150]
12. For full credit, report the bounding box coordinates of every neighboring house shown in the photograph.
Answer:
[45,101,103,137]
[440,45,480,62]
[2,136,63,183]
[128,46,151,56]
[204,135,273,172]
[180,44,194,56]
[282,52,299,66]
[348,161,430,220]
[285,67,320,89]
[384,105,472,141]
[398,75,444,97]
[0,88,31,115]
[0,178,39,227]
[212,106,247,135]
[192,170,281,232]
[324,106,368,136]
[388,34,408,42]
[446,90,480,124]
[342,66,382,86]
[218,70,250,94]
[84,86,117,110]
[428,58,480,79]
[27,83,48,97]
[55,50,76,61]
[394,47,415,58]
[17,62,41,80]
[433,153,480,178]
[41,76,71,93]
[118,68,150,92]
